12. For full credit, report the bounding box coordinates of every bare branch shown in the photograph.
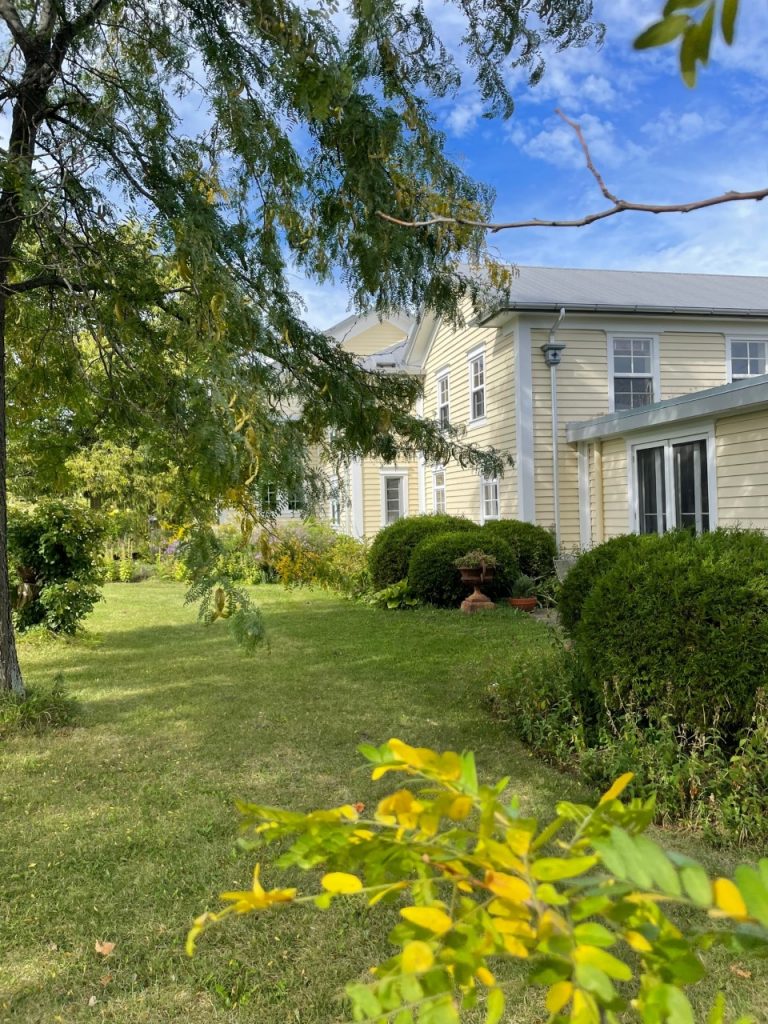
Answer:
[377,110,768,234]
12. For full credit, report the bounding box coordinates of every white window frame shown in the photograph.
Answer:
[432,465,446,514]
[467,346,486,425]
[329,475,341,529]
[627,423,717,536]
[380,469,409,527]
[726,336,768,382]
[608,334,660,413]
[479,476,500,524]
[436,371,450,428]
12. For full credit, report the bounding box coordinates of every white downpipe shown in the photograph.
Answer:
[551,361,561,551]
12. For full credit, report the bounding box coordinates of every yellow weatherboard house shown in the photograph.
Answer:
[323,265,768,549]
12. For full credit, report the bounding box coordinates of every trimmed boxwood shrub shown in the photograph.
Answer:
[408,529,518,607]
[575,528,768,745]
[558,533,644,632]
[481,519,557,580]
[367,514,476,591]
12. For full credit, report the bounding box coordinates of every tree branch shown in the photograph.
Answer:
[377,109,768,233]
[0,0,33,56]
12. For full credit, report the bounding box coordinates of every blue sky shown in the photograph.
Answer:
[298,0,768,328]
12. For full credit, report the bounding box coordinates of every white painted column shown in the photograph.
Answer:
[349,458,364,539]
[515,320,536,522]
[578,441,592,550]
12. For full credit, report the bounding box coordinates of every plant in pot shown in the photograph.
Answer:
[454,550,498,613]
[507,574,538,613]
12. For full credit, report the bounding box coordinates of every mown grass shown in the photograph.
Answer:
[1,582,766,1022]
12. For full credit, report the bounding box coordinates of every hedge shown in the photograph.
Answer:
[480,519,556,580]
[407,529,518,607]
[367,515,476,591]
[557,533,644,632]
[575,528,768,744]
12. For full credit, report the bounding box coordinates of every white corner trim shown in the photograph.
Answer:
[607,332,660,413]
[578,442,592,549]
[515,321,535,522]
[417,456,426,514]
[349,459,364,539]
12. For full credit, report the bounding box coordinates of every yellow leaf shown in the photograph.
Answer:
[506,826,533,857]
[713,877,748,919]
[321,873,363,894]
[371,764,403,781]
[599,772,634,804]
[401,941,434,974]
[501,935,529,958]
[573,945,632,981]
[368,882,407,907]
[546,980,573,1014]
[400,906,453,934]
[447,796,473,821]
[475,966,495,987]
[485,871,532,904]
[624,929,653,953]
[494,919,535,940]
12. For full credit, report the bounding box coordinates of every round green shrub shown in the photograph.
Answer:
[558,533,645,632]
[367,515,476,591]
[481,519,557,579]
[575,528,768,745]
[407,529,518,607]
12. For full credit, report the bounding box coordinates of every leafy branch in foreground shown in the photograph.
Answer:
[189,739,768,1023]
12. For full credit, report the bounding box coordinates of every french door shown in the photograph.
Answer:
[634,435,711,536]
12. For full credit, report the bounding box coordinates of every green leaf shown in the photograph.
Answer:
[693,2,715,64]
[680,864,712,907]
[634,14,690,50]
[608,828,653,888]
[707,991,726,1024]
[574,963,617,1004]
[573,923,616,948]
[460,751,478,794]
[680,25,700,85]
[485,987,504,1024]
[531,855,598,882]
[734,865,768,926]
[634,835,682,896]
[721,0,738,45]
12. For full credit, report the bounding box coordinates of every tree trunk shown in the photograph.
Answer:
[0,292,24,695]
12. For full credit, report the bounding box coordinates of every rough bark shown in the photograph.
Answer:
[0,291,23,694]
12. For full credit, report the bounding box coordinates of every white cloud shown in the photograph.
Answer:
[642,109,721,145]
[446,93,485,138]
[511,112,642,170]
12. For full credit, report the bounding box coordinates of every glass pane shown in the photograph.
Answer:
[732,358,749,377]
[731,341,748,359]
[439,406,449,427]
[632,339,651,356]
[614,355,633,374]
[674,439,709,534]
[632,354,651,374]
[613,338,631,356]
[637,446,666,535]
[472,388,485,419]
[385,478,402,524]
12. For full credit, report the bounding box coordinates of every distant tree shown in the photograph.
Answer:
[0,1,603,694]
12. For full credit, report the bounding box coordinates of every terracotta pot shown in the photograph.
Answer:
[458,565,496,614]
[507,596,538,613]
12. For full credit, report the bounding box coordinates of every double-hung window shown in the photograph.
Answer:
[286,488,304,515]
[433,467,446,513]
[610,336,657,411]
[480,476,499,522]
[437,374,450,428]
[381,473,407,526]
[729,339,768,380]
[468,351,485,421]
[634,433,712,536]
[329,477,341,528]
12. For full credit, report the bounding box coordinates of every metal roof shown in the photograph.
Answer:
[480,265,768,323]
[566,373,768,443]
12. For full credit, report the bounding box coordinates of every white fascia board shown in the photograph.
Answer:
[566,374,768,444]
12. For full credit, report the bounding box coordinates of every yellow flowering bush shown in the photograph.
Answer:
[189,739,768,1023]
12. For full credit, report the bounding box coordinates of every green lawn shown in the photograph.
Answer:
[1,583,765,1023]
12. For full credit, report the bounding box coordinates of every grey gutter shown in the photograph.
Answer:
[479,303,768,326]
[566,374,768,444]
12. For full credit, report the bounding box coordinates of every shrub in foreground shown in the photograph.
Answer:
[577,528,768,742]
[407,529,517,606]
[557,533,644,632]
[367,515,475,591]
[188,739,768,1024]
[8,500,106,634]
[481,518,556,579]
